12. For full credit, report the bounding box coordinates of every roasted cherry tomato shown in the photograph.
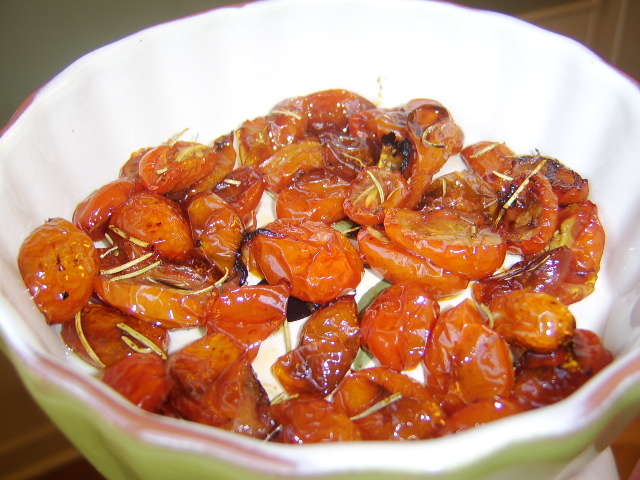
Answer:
[258,138,326,193]
[473,246,574,305]
[384,208,506,280]
[320,132,379,181]
[110,191,195,263]
[343,166,410,226]
[169,133,237,204]
[274,88,376,136]
[137,139,221,195]
[420,170,500,226]
[170,356,276,439]
[360,282,439,372]
[495,169,559,256]
[437,398,524,436]
[273,295,360,396]
[167,331,245,397]
[250,218,364,304]
[357,226,469,298]
[73,177,145,240]
[61,303,168,368]
[207,284,289,353]
[275,170,350,223]
[18,218,99,324]
[333,366,445,441]
[271,394,362,443]
[102,352,173,413]
[423,299,514,413]
[490,290,576,353]
[187,192,244,276]
[237,108,308,166]
[213,164,266,228]
[94,260,218,329]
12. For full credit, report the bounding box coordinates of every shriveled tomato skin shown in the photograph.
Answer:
[490,290,576,353]
[94,258,218,330]
[167,332,245,397]
[18,218,99,324]
[343,166,410,226]
[424,299,514,412]
[250,219,364,304]
[333,367,445,441]
[110,191,195,263]
[360,282,439,372]
[384,208,506,280]
[138,140,220,195]
[206,284,289,352]
[61,303,168,368]
[357,227,468,298]
[437,398,524,436]
[186,192,244,275]
[73,178,145,240]
[272,296,360,396]
[170,357,276,439]
[271,395,361,444]
[102,352,173,413]
[276,170,350,223]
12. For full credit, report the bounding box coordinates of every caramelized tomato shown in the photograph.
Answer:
[250,218,364,304]
[18,218,99,324]
[384,208,506,280]
[360,282,439,372]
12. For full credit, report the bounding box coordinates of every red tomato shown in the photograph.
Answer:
[360,282,439,371]
[250,219,364,304]
[18,218,99,324]
[102,353,173,413]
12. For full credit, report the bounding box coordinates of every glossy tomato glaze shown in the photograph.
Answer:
[17,88,610,444]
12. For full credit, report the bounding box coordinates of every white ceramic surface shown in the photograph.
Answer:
[1,0,640,479]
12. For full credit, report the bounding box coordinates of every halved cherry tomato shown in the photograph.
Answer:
[437,398,524,436]
[73,178,145,240]
[333,366,445,440]
[271,394,362,443]
[274,88,376,136]
[344,166,410,225]
[170,356,276,439]
[320,132,379,181]
[102,352,173,413]
[360,282,439,372]
[237,109,308,166]
[250,218,364,304]
[420,170,500,226]
[187,192,244,275]
[495,170,559,255]
[384,208,506,280]
[18,218,99,324]
[258,138,326,193]
[94,260,218,329]
[357,226,469,298]
[61,303,168,368]
[138,140,221,195]
[207,284,289,353]
[276,170,350,223]
[110,191,195,263]
[490,290,575,353]
[272,295,359,396]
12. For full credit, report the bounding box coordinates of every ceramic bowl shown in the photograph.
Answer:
[2,0,640,479]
